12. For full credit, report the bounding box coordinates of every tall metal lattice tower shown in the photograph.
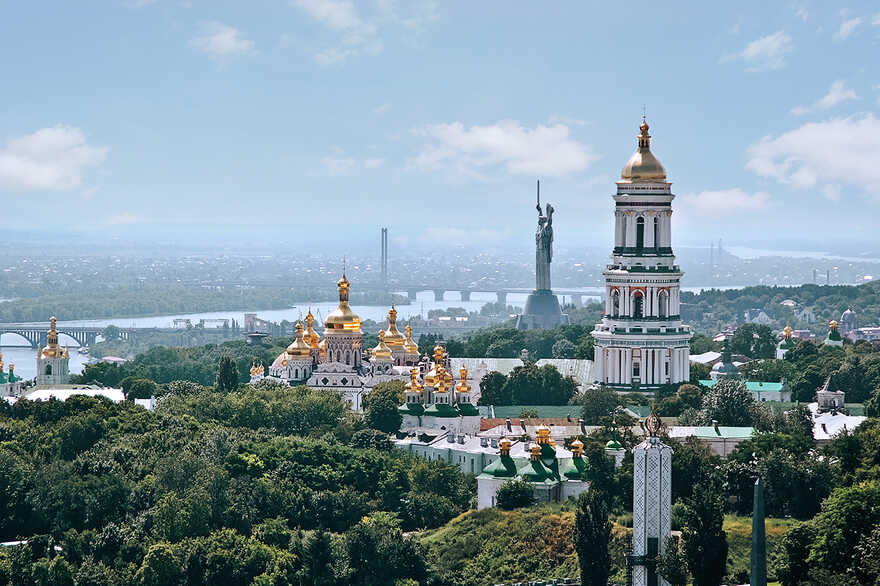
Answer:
[380,227,388,289]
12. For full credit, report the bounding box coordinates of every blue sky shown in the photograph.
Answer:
[1,1,878,251]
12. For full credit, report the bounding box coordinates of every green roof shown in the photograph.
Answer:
[423,402,461,418]
[699,380,784,393]
[480,455,519,478]
[516,458,555,483]
[398,403,425,415]
[559,457,588,480]
[456,403,480,416]
[625,405,651,418]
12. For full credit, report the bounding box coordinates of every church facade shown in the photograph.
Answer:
[37,317,71,385]
[591,119,692,389]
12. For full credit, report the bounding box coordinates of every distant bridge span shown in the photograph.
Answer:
[0,324,239,349]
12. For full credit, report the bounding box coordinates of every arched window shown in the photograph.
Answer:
[612,290,620,317]
[636,217,645,250]
[658,290,669,318]
[294,368,300,380]
[633,292,644,319]
[653,217,659,250]
[345,351,351,365]
[45,364,52,375]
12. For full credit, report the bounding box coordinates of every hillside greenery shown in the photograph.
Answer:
[0,385,472,585]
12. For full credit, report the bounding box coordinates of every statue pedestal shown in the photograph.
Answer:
[515,289,568,330]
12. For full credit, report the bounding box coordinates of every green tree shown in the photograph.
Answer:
[552,338,576,358]
[573,489,611,586]
[495,478,535,510]
[776,522,815,586]
[701,379,754,426]
[682,476,728,586]
[657,535,688,586]
[579,386,619,425]
[676,384,703,410]
[731,324,776,359]
[477,371,509,406]
[135,542,182,586]
[216,355,239,392]
[363,383,403,434]
[101,325,121,342]
[298,530,336,586]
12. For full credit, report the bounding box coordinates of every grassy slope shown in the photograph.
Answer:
[420,505,798,585]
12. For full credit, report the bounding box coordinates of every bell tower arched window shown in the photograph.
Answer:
[636,217,645,250]
[653,217,659,250]
[612,290,620,317]
[633,292,644,319]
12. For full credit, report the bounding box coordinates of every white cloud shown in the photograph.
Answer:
[322,155,356,175]
[791,80,859,115]
[294,0,382,64]
[873,13,880,26]
[413,120,596,178]
[373,102,392,115]
[0,125,107,192]
[190,22,255,57]
[793,3,809,22]
[835,16,863,40]
[724,30,793,72]
[746,114,880,196]
[677,189,771,218]
[364,158,385,168]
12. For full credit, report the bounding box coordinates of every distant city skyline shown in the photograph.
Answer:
[1,1,878,246]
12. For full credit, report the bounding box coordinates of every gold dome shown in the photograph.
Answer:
[529,442,542,460]
[783,325,792,339]
[535,424,551,445]
[304,309,321,349]
[382,306,406,347]
[570,437,584,457]
[405,366,423,392]
[830,320,839,329]
[285,322,312,358]
[42,316,61,358]
[318,338,326,357]
[499,436,512,455]
[424,344,446,387]
[371,330,393,361]
[455,366,471,394]
[620,117,667,183]
[324,274,362,332]
[404,324,419,354]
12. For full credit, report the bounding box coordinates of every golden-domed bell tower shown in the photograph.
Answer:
[591,118,692,389]
[323,274,363,367]
[304,309,321,361]
[36,316,70,385]
[403,325,419,365]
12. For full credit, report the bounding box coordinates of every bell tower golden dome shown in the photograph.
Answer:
[382,306,406,347]
[620,117,667,183]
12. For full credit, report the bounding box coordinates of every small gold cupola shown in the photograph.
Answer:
[424,344,446,387]
[404,324,419,354]
[42,316,61,358]
[499,436,512,456]
[371,330,393,361]
[285,322,312,358]
[304,309,321,349]
[383,306,406,347]
[620,117,667,183]
[455,366,471,394]
[405,366,423,392]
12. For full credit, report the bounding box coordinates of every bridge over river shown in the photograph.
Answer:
[0,324,238,349]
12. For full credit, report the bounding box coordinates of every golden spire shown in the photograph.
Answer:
[285,322,312,357]
[424,344,446,386]
[405,366,423,392]
[455,366,471,394]
[324,273,361,332]
[304,309,320,348]
[829,320,839,330]
[383,306,406,347]
[371,330,393,360]
[404,324,418,354]
[434,364,449,393]
[783,325,792,339]
[529,442,542,461]
[620,116,667,183]
[43,316,60,357]
[535,424,551,445]
[570,437,584,457]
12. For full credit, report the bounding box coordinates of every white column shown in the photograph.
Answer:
[646,349,653,384]
[665,213,673,247]
[670,349,678,382]
[626,215,635,248]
